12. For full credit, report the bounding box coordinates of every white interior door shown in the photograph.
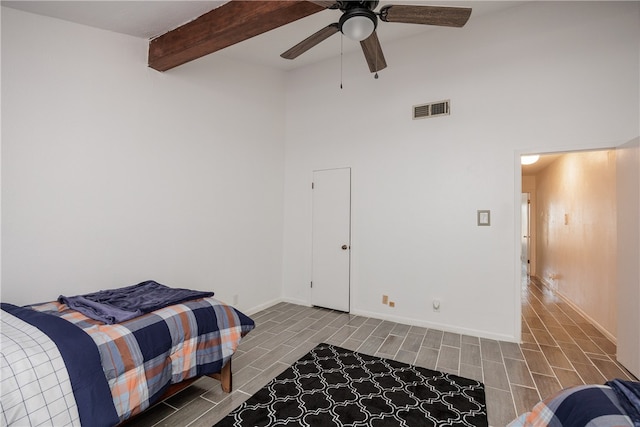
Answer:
[311,167,351,312]
[616,138,640,378]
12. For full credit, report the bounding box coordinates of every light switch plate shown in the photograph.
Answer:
[477,210,491,226]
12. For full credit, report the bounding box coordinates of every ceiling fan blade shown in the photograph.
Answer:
[281,23,340,60]
[379,5,472,27]
[307,1,339,8]
[360,30,387,73]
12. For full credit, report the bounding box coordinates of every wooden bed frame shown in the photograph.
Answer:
[163,358,232,396]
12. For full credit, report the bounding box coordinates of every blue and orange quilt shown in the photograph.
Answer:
[1,295,254,426]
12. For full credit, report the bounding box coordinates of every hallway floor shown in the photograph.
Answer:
[127,277,636,427]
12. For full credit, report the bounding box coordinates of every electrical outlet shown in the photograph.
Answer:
[233,294,239,306]
[389,301,395,308]
[382,295,388,305]
[432,299,441,312]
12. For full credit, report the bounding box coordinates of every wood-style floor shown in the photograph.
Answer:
[127,277,636,427]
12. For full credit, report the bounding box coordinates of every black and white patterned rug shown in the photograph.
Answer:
[215,343,488,426]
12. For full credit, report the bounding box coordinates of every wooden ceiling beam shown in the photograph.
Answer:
[148,1,324,71]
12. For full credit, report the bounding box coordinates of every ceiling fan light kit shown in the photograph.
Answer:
[339,6,378,41]
[281,1,472,74]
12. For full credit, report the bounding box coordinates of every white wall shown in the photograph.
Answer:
[282,1,640,341]
[1,7,286,311]
[2,2,638,344]
[616,137,640,378]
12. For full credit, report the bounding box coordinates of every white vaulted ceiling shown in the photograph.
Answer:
[2,1,521,71]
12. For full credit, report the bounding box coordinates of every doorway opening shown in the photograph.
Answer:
[519,149,617,341]
[516,146,640,382]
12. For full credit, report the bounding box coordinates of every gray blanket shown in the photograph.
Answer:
[58,280,214,324]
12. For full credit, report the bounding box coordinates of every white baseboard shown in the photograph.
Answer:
[538,277,616,344]
[242,298,517,343]
[243,296,311,316]
[349,308,518,343]
[281,296,310,307]
[243,298,285,316]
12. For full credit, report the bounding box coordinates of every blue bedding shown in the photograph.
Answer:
[31,297,254,423]
[2,291,255,426]
[607,379,640,426]
[509,383,637,427]
[1,303,119,427]
[58,280,214,324]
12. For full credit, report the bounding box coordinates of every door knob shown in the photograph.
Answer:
[341,245,348,250]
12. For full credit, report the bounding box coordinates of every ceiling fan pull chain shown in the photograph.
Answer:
[374,37,379,79]
[374,52,378,79]
[340,33,344,89]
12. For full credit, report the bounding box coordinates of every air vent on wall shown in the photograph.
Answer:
[413,100,450,120]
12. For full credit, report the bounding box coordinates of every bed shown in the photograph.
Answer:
[508,380,640,427]
[0,281,255,427]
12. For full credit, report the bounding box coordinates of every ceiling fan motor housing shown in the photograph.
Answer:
[337,1,379,12]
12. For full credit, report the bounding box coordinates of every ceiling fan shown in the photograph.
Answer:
[281,1,472,73]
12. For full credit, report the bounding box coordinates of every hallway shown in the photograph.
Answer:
[518,276,636,411]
